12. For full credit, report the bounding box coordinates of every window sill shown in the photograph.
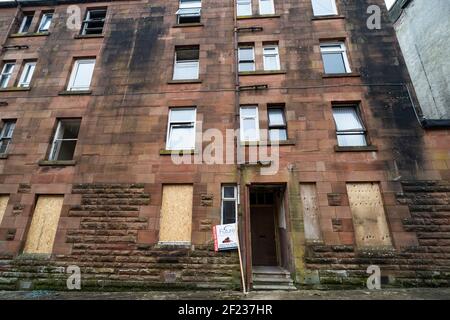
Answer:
[311,15,345,21]
[240,140,296,146]
[0,154,8,159]
[74,34,104,39]
[160,149,198,156]
[58,90,92,96]
[239,70,286,76]
[167,80,202,84]
[334,145,378,152]
[237,14,281,20]
[322,73,361,79]
[9,32,50,38]
[173,23,204,28]
[0,87,31,92]
[38,160,77,166]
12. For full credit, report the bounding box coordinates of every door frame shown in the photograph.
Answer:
[243,183,291,288]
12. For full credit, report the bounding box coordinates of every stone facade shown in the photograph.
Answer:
[0,0,449,291]
[389,0,450,121]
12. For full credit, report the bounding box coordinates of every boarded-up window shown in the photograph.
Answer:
[300,183,322,241]
[159,185,193,244]
[23,195,64,254]
[0,195,9,226]
[346,183,392,248]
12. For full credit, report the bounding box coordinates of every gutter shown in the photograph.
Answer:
[421,119,450,129]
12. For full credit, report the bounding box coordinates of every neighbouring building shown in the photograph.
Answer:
[389,0,450,124]
[0,0,449,292]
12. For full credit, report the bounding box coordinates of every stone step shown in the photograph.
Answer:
[252,284,297,291]
[253,275,294,284]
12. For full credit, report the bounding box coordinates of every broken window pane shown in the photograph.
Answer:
[18,14,33,33]
[81,9,107,35]
[49,119,81,161]
[0,120,16,154]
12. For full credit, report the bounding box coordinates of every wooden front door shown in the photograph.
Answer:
[251,204,277,266]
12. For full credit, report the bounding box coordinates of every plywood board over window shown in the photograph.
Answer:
[23,195,64,254]
[300,183,322,241]
[159,185,193,245]
[347,183,392,248]
[0,195,9,226]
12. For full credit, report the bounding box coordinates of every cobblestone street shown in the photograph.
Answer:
[0,288,449,300]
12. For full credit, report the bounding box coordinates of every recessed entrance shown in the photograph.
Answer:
[249,185,289,268]
[248,185,295,290]
[250,189,278,266]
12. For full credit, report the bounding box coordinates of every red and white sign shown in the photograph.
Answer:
[213,223,238,252]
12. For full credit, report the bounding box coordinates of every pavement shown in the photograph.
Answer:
[0,288,450,300]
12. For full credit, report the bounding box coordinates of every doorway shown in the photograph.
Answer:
[249,185,288,267]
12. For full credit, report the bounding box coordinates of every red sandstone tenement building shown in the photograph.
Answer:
[0,0,449,291]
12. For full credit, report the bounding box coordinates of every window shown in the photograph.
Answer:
[238,46,255,72]
[37,12,53,32]
[237,0,252,16]
[67,59,96,91]
[0,195,9,226]
[173,46,200,80]
[268,107,287,141]
[332,106,367,147]
[259,0,275,15]
[347,183,392,248]
[221,185,238,225]
[320,42,351,74]
[23,195,64,254]
[240,106,259,142]
[166,108,196,150]
[312,0,338,16]
[81,8,107,35]
[159,185,193,245]
[263,45,280,71]
[0,120,16,155]
[177,0,201,24]
[49,119,81,161]
[18,61,36,88]
[18,13,33,33]
[0,63,15,88]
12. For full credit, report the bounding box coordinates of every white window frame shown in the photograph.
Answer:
[37,12,53,33]
[237,0,252,16]
[166,108,197,151]
[49,119,81,161]
[18,14,33,34]
[173,48,200,80]
[320,42,351,74]
[332,106,368,147]
[0,63,15,89]
[0,120,16,155]
[259,0,275,15]
[67,59,96,91]
[311,0,338,16]
[176,0,202,24]
[240,106,260,142]
[268,107,287,141]
[221,185,238,225]
[238,46,255,72]
[81,9,107,35]
[18,61,36,88]
[263,45,280,71]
